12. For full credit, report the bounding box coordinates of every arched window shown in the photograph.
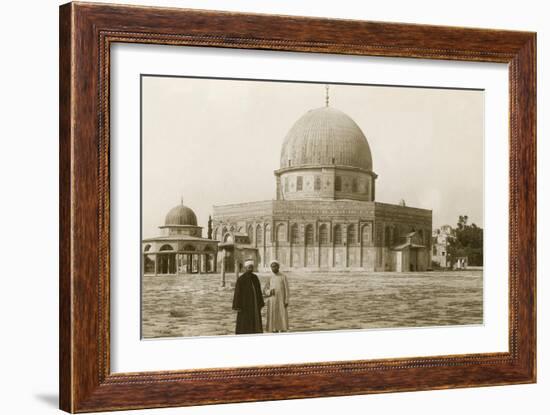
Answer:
[364,180,370,195]
[143,244,151,252]
[222,226,228,236]
[224,234,233,243]
[229,225,235,232]
[276,223,286,242]
[305,224,314,245]
[362,223,372,243]
[159,244,173,251]
[290,224,299,244]
[352,178,358,193]
[347,225,357,244]
[319,224,329,244]
[314,176,321,191]
[255,225,263,247]
[296,176,303,191]
[385,226,392,247]
[247,225,253,241]
[334,225,343,245]
[335,176,342,191]
[265,225,272,244]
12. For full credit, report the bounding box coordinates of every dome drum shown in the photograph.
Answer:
[276,166,376,202]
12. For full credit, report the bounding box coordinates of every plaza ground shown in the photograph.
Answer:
[141,270,482,338]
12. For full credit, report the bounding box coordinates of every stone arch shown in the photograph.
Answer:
[276,223,286,242]
[305,224,314,245]
[334,224,343,245]
[361,223,372,243]
[255,224,263,247]
[347,224,357,244]
[290,223,299,244]
[159,244,174,251]
[319,224,329,245]
[385,226,392,247]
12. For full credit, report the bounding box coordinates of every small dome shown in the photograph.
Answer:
[164,204,197,226]
[280,107,373,171]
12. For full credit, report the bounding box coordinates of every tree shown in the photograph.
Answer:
[447,215,483,267]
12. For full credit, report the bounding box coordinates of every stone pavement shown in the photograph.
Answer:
[141,270,482,338]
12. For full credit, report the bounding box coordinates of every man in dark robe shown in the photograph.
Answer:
[232,259,264,334]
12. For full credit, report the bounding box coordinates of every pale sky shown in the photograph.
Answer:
[141,76,484,239]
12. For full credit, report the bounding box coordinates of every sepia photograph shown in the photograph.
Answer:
[140,76,484,339]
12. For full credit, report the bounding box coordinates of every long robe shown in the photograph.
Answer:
[263,272,290,332]
[232,271,264,334]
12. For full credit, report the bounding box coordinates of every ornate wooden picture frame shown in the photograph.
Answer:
[59,2,536,412]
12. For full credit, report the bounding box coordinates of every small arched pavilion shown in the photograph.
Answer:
[142,202,218,276]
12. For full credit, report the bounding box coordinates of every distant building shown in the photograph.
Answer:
[431,225,452,268]
[142,203,218,275]
[212,99,432,273]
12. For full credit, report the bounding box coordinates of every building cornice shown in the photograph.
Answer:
[274,165,378,178]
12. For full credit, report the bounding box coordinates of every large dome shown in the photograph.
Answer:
[280,107,373,171]
[164,204,197,226]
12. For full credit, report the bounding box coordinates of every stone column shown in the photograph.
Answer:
[317,239,321,268]
[345,226,349,268]
[289,244,293,268]
[221,250,226,287]
[197,254,202,274]
[303,239,307,268]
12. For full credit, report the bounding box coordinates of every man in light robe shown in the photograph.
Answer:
[263,260,290,333]
[232,259,264,334]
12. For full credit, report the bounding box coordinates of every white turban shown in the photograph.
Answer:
[244,259,254,268]
[270,260,280,266]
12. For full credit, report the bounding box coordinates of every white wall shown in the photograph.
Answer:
[0,0,546,414]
